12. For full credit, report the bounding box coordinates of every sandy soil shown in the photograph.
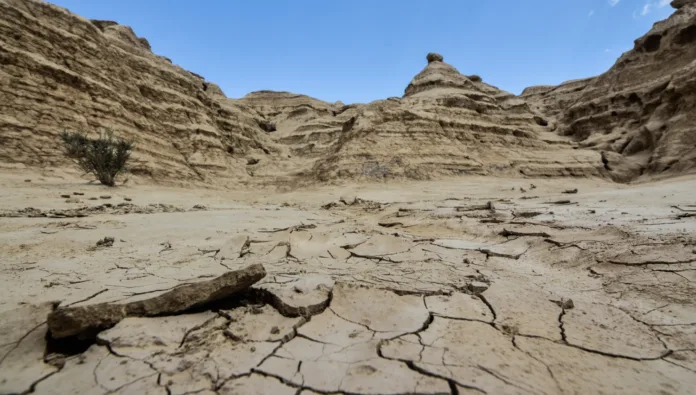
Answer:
[2,169,696,394]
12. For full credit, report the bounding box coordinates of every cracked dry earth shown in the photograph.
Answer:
[2,173,696,394]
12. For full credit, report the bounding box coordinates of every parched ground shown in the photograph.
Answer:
[1,170,696,394]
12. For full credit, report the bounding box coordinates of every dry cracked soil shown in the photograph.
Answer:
[2,0,696,393]
[1,171,696,394]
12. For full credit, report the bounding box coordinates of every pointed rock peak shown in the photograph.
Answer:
[404,53,480,97]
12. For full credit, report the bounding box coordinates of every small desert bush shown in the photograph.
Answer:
[60,130,134,187]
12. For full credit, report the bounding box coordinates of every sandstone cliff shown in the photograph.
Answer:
[527,0,696,181]
[310,54,605,181]
[1,0,694,186]
[0,0,275,185]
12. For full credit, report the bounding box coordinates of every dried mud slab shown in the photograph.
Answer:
[256,275,334,317]
[562,303,668,359]
[0,302,59,395]
[47,264,266,338]
[381,318,559,393]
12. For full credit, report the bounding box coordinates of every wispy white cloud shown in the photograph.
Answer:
[641,3,652,15]
[608,0,621,6]
[635,0,670,17]
[588,9,595,16]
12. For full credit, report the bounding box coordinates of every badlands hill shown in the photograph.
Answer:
[0,0,695,185]
[523,0,696,182]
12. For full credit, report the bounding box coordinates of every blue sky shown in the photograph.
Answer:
[51,0,675,103]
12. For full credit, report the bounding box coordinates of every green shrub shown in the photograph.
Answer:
[60,130,134,187]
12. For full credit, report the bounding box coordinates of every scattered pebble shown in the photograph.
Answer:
[96,237,115,248]
[73,192,84,196]
[88,197,98,200]
[551,297,575,310]
[563,188,579,194]
[60,194,70,198]
[100,195,111,199]
[467,281,489,295]
[65,198,81,204]
[124,197,132,202]
[24,179,31,183]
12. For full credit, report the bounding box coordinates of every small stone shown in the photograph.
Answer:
[65,198,81,204]
[251,306,264,315]
[24,179,31,182]
[551,297,575,310]
[192,204,206,210]
[96,237,115,247]
[247,157,260,165]
[124,197,132,201]
[89,197,98,200]
[467,281,489,295]
[100,195,111,199]
[563,189,579,194]
[73,192,84,196]
[60,194,70,198]
[270,326,280,334]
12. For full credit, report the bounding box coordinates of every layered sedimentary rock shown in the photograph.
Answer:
[0,0,275,183]
[528,0,696,181]
[521,77,596,127]
[236,91,361,158]
[1,0,694,185]
[311,54,605,181]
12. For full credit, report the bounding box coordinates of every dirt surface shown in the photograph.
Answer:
[2,170,696,394]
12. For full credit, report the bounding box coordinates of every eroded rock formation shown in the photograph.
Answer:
[2,0,695,184]
[527,0,696,181]
[0,0,275,184]
[310,53,605,181]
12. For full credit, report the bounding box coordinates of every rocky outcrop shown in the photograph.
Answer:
[521,77,597,126]
[530,1,696,181]
[0,0,275,184]
[311,54,605,181]
[236,91,360,160]
[1,0,694,185]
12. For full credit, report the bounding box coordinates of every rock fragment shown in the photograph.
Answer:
[47,264,266,338]
[96,236,115,247]
[258,275,334,317]
[551,297,575,309]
